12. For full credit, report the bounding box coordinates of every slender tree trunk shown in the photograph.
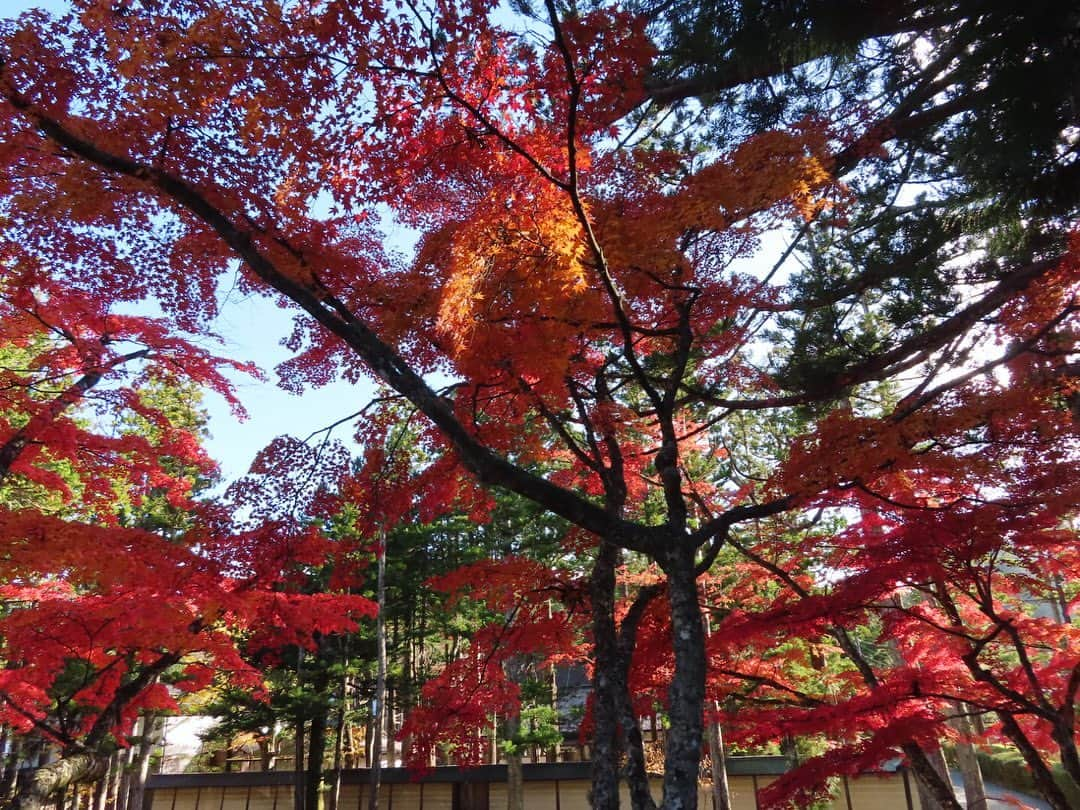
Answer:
[0,731,7,802]
[588,541,621,810]
[306,699,329,810]
[615,587,661,810]
[384,697,395,769]
[94,752,119,810]
[829,612,963,810]
[114,744,136,810]
[329,668,348,810]
[504,709,524,810]
[700,585,730,810]
[294,718,307,810]
[126,715,158,810]
[91,761,108,810]
[368,542,387,810]
[5,753,108,810]
[506,754,524,810]
[1,737,23,803]
[108,750,125,810]
[659,548,706,810]
[950,707,987,810]
[613,683,654,810]
[705,722,730,810]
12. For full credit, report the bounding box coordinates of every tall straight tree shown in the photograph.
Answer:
[1,2,1076,809]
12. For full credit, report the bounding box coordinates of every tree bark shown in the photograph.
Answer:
[108,749,126,810]
[588,541,621,810]
[912,745,953,810]
[615,587,661,810]
[90,757,109,810]
[659,548,705,810]
[950,708,987,810]
[306,699,329,810]
[294,718,306,810]
[705,723,730,810]
[329,668,348,810]
[505,731,524,810]
[6,752,108,810]
[1051,717,1080,792]
[368,542,387,810]
[126,714,159,810]
[1,737,23,803]
[996,713,1074,810]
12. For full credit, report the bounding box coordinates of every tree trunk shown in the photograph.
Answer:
[504,710,524,810]
[6,753,108,810]
[899,744,966,810]
[1051,718,1080,791]
[588,541,621,810]
[1,736,24,803]
[700,587,730,810]
[615,587,661,810]
[912,745,953,810]
[94,752,119,810]
[329,668,348,810]
[108,749,126,810]
[384,694,395,768]
[114,744,136,810]
[259,736,275,772]
[306,700,328,810]
[705,723,730,810]
[126,714,159,810]
[659,548,706,810]
[91,760,108,810]
[294,718,307,810]
[950,707,987,810]
[996,713,1074,810]
[614,683,655,810]
[368,542,387,810]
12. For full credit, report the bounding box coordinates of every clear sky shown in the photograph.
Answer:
[2,0,382,482]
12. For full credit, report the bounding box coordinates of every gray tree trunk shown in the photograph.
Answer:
[504,718,524,810]
[107,750,125,810]
[951,707,987,810]
[659,548,706,810]
[329,670,348,810]
[1,737,24,803]
[294,718,306,810]
[306,698,329,810]
[705,722,730,810]
[367,542,387,810]
[588,541,621,810]
[914,746,955,810]
[126,715,159,810]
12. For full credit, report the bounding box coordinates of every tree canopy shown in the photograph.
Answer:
[0,1,1076,809]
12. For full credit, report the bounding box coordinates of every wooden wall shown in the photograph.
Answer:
[148,773,919,810]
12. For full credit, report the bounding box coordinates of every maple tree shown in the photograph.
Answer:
[0,263,377,807]
[0,2,1077,810]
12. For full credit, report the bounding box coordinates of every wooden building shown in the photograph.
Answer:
[146,759,924,810]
